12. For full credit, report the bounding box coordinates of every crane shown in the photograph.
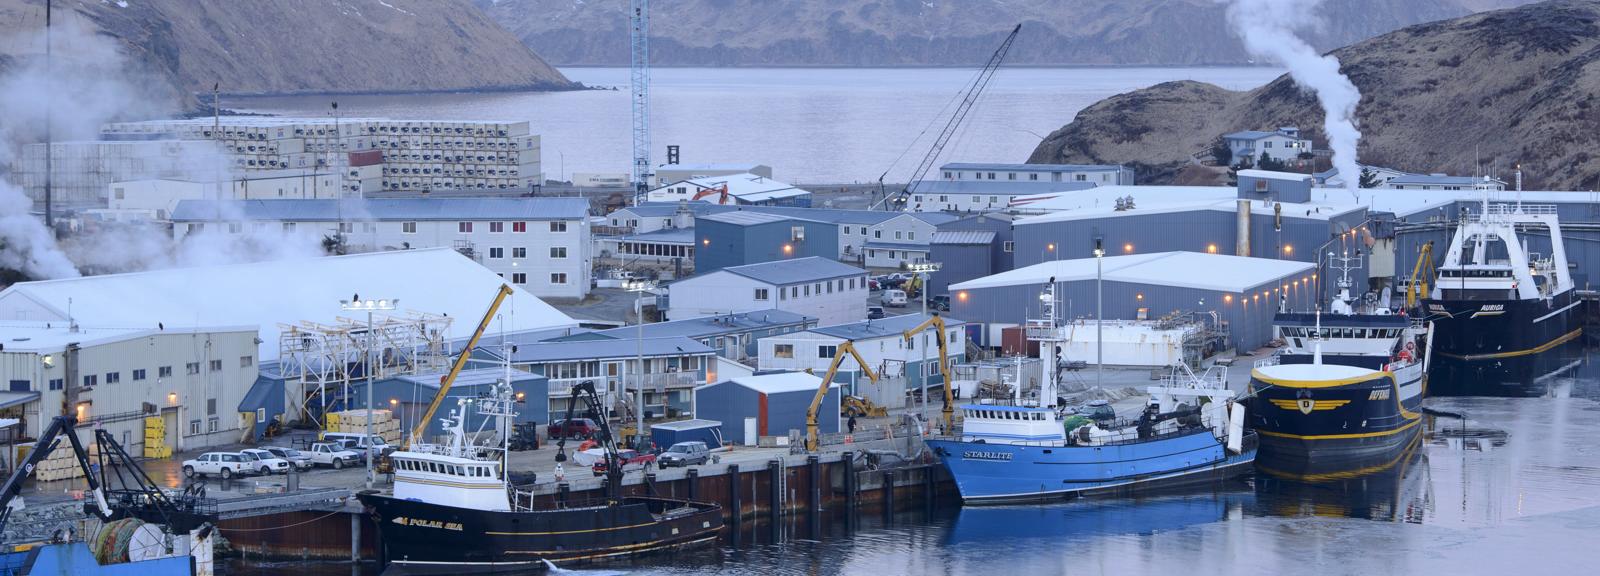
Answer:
[630,0,652,203]
[872,23,1022,211]
[408,284,514,448]
[554,381,624,496]
[805,340,879,451]
[691,184,732,205]
[903,313,956,433]
[1405,241,1435,310]
[0,416,112,534]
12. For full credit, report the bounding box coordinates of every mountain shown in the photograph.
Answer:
[0,0,575,108]
[1027,0,1600,191]
[480,0,1533,67]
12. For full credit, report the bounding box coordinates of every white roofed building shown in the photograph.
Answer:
[646,173,811,207]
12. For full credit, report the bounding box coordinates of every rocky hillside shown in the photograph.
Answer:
[0,0,575,107]
[1029,0,1600,191]
[481,0,1531,67]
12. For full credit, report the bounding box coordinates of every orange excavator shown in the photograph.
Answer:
[691,184,733,205]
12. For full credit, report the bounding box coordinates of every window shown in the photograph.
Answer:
[895,231,903,240]
[790,286,799,298]
[848,278,855,289]
[458,222,473,233]
[49,378,63,391]
[550,273,568,284]
[105,372,120,384]
[207,417,219,433]
[843,226,852,235]
[804,285,811,296]
[207,398,218,416]
[512,273,527,285]
[228,222,243,234]
[1029,173,1038,181]
[987,172,996,179]
[512,247,527,259]
[282,222,296,232]
[791,226,806,242]
[972,195,980,203]
[402,222,417,234]
[549,221,568,233]
[779,288,787,301]
[513,222,528,233]
[774,344,794,359]
[84,374,98,387]
[819,345,837,359]
[240,355,253,368]
[488,247,504,259]
[7,380,26,392]
[489,221,504,233]
[159,366,173,378]
[363,222,376,233]
[1008,173,1016,180]
[132,369,146,381]
[1003,241,1015,253]
[890,251,899,259]
[190,420,201,435]
[755,288,769,301]
[991,196,999,204]
[337,222,353,234]
[874,230,883,239]
[1264,141,1274,148]
[1075,174,1087,181]
[189,223,204,233]
[826,282,833,294]
[908,231,916,241]
[550,247,568,258]
[943,171,952,178]
[209,359,222,371]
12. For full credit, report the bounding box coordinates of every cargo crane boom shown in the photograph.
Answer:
[0,416,111,534]
[408,284,514,448]
[1406,241,1435,310]
[873,23,1022,211]
[903,314,956,432]
[805,340,878,451]
[554,381,624,494]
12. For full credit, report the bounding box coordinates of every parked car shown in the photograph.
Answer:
[930,295,951,312]
[656,441,710,468]
[239,448,293,475]
[548,418,599,440]
[261,446,314,471]
[307,442,362,469]
[868,279,882,291]
[182,452,253,479]
[867,306,886,320]
[882,289,908,307]
[592,449,656,476]
[322,432,393,460]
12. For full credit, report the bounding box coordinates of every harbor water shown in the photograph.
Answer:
[227,345,1599,575]
[229,66,1282,184]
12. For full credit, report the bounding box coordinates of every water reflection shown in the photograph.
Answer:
[1254,434,1431,523]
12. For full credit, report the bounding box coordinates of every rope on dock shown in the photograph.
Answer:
[216,510,346,532]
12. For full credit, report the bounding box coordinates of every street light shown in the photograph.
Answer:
[624,279,657,449]
[340,296,397,490]
[908,262,941,419]
[1093,240,1104,390]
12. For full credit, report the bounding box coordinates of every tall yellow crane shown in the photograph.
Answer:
[903,313,956,433]
[407,284,514,448]
[806,340,878,451]
[1405,241,1435,309]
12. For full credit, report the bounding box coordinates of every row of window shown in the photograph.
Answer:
[968,409,1047,421]
[772,331,961,359]
[1282,327,1402,340]
[189,221,571,235]
[486,246,556,259]
[189,417,220,435]
[38,357,249,392]
[941,171,1106,182]
[500,273,568,285]
[458,221,567,234]
[758,277,867,302]
[396,458,496,478]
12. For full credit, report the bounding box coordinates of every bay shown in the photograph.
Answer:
[229,67,1281,185]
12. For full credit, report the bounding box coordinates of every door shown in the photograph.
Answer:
[162,408,179,452]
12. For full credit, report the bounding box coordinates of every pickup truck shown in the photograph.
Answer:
[182,452,254,479]
[307,442,362,469]
[591,449,656,476]
[261,446,314,471]
[239,449,292,475]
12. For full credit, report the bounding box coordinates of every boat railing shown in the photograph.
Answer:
[1253,356,1280,369]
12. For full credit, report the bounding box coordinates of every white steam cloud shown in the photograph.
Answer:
[1225,0,1363,200]
[0,19,322,281]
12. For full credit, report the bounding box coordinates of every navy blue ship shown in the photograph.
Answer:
[1249,253,1429,466]
[1423,200,1582,395]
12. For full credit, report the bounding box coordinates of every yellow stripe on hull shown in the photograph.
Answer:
[1251,369,1390,389]
[1434,328,1582,361]
[1255,417,1421,441]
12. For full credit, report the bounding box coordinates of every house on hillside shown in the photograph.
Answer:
[1222,127,1312,165]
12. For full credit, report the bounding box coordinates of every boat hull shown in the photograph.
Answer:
[0,542,193,576]
[927,429,1256,505]
[1248,365,1425,466]
[359,493,722,573]
[1424,290,1582,395]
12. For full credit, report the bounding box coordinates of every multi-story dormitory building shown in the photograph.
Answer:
[15,118,545,208]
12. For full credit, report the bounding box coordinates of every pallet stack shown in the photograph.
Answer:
[327,409,402,445]
[34,432,99,483]
[142,417,171,459]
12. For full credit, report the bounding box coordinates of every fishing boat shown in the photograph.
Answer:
[1424,187,1582,395]
[358,382,722,574]
[1248,252,1430,465]
[927,283,1256,505]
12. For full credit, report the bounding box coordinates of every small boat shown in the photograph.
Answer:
[359,382,723,573]
[1248,252,1430,465]
[927,283,1256,505]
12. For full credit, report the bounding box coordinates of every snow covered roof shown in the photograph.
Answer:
[652,173,809,202]
[1237,169,1313,182]
[171,198,589,222]
[724,372,836,395]
[700,211,817,226]
[948,251,1314,293]
[930,231,996,245]
[0,321,255,353]
[720,257,866,286]
[1012,185,1363,225]
[807,313,963,341]
[0,249,577,360]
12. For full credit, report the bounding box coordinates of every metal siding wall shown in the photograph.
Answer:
[1015,211,1238,268]
[928,244,991,295]
[696,219,740,273]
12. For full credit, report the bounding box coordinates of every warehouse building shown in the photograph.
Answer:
[949,251,1316,352]
[0,321,258,453]
[693,212,839,272]
[646,173,812,207]
[908,179,1098,213]
[939,162,1135,186]
[170,198,593,298]
[667,257,869,326]
[928,213,1016,296]
[694,372,838,446]
[756,313,966,410]
[108,170,344,219]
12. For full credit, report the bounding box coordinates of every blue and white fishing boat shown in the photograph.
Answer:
[927,283,1256,505]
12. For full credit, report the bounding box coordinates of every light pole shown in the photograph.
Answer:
[340,296,397,490]
[624,279,657,449]
[1093,240,1104,389]
[908,262,941,419]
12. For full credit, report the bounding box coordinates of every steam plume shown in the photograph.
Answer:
[1225,0,1362,199]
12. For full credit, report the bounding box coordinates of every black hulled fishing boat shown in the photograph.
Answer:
[359,381,722,574]
[1424,189,1582,395]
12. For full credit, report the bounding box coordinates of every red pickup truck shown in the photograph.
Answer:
[591,449,656,476]
[547,418,599,439]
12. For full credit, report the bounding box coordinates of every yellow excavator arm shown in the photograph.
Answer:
[902,313,955,433]
[407,284,514,448]
[806,340,878,451]
[1405,241,1435,309]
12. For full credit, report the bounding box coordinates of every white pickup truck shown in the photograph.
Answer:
[307,442,362,469]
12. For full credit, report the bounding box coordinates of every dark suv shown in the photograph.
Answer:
[547,418,599,439]
[930,295,951,311]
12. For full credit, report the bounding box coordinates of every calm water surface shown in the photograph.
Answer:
[229,67,1281,184]
[228,347,1599,575]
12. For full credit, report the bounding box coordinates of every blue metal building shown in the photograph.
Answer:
[929,213,1016,296]
[694,212,839,273]
[694,373,838,445]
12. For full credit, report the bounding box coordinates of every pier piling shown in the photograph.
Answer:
[767,459,783,542]
[687,468,700,501]
[882,470,894,521]
[728,464,742,531]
